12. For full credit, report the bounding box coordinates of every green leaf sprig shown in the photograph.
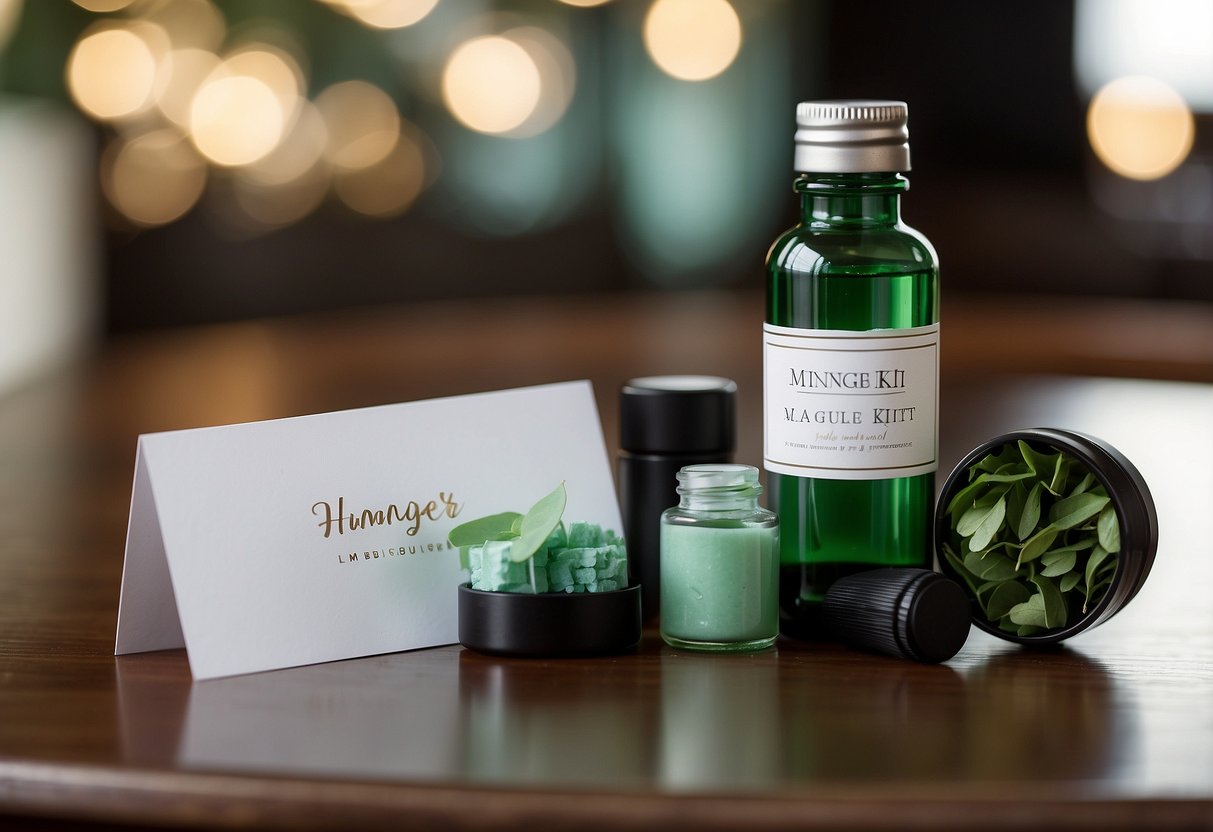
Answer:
[942,440,1120,637]
[449,482,567,569]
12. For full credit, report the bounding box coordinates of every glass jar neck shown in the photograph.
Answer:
[679,485,761,513]
[796,172,907,228]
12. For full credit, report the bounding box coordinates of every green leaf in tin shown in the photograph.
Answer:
[1047,454,1070,495]
[1048,492,1110,530]
[1008,593,1048,627]
[1059,571,1082,593]
[1097,505,1121,553]
[1039,550,1077,577]
[1018,482,1043,541]
[985,580,1031,620]
[942,542,982,598]
[1017,440,1059,478]
[1017,526,1059,568]
[945,477,991,517]
[963,551,1018,581]
[1043,536,1097,556]
[1069,472,1096,496]
[510,482,568,562]
[972,445,1023,474]
[966,495,1007,552]
[1017,624,1043,637]
[957,490,1007,537]
[448,512,523,547]
[1004,480,1027,538]
[1031,574,1068,628]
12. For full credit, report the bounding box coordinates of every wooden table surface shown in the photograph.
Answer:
[1,290,1212,831]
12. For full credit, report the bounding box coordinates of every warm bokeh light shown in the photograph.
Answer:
[141,0,225,52]
[244,99,328,186]
[334,124,428,217]
[315,80,400,170]
[67,25,162,121]
[506,27,576,137]
[339,0,439,29]
[643,0,742,82]
[155,47,221,128]
[222,45,305,127]
[556,0,612,6]
[442,35,542,135]
[72,0,135,11]
[101,129,207,226]
[0,0,22,53]
[189,74,285,166]
[1087,75,1194,181]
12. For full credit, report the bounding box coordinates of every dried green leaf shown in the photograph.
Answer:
[963,550,1019,581]
[985,580,1031,620]
[1031,573,1068,629]
[1097,505,1121,553]
[1017,526,1059,567]
[958,490,1006,537]
[1008,593,1048,627]
[1017,482,1043,541]
[1047,454,1070,495]
[945,477,990,517]
[1069,472,1096,496]
[966,496,1007,552]
[1084,544,1111,595]
[1017,440,1059,478]
[1049,492,1110,530]
[942,542,983,598]
[1039,550,1077,577]
[1059,571,1082,593]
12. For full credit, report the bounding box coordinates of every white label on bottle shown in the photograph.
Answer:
[763,322,939,480]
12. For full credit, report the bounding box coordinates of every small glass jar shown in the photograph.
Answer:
[660,464,779,652]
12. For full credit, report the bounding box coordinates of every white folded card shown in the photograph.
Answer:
[114,380,623,680]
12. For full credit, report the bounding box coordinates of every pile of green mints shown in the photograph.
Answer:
[466,523,627,594]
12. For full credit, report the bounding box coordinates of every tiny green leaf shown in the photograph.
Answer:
[1048,492,1110,530]
[1069,472,1096,496]
[945,477,991,517]
[1018,440,1059,477]
[1039,550,1076,577]
[1059,571,1081,593]
[942,542,982,598]
[985,580,1031,620]
[448,512,523,547]
[1047,454,1069,495]
[1097,505,1121,553]
[1008,593,1048,627]
[1031,574,1068,629]
[963,551,1019,581]
[1017,526,1059,567]
[1017,482,1043,541]
[510,482,568,562]
[957,491,1006,537]
[967,495,1007,551]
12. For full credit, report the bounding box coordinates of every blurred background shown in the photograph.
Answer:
[1,0,1211,394]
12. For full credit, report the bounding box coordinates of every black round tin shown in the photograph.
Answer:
[458,583,643,657]
[936,428,1158,646]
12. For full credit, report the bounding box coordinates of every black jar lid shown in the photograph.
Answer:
[458,583,642,657]
[935,428,1158,646]
[824,568,971,663]
[619,376,736,455]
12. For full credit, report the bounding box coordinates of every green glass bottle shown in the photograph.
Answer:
[763,101,940,640]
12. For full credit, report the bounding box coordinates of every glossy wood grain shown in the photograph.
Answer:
[0,290,1211,831]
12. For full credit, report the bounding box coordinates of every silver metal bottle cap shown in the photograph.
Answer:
[793,100,911,173]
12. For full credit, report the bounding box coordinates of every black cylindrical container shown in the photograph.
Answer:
[936,428,1157,646]
[619,376,736,620]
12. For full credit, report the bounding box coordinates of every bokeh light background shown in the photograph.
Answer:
[0,0,1210,341]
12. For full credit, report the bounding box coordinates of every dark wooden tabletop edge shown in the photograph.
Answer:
[2,759,1211,832]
